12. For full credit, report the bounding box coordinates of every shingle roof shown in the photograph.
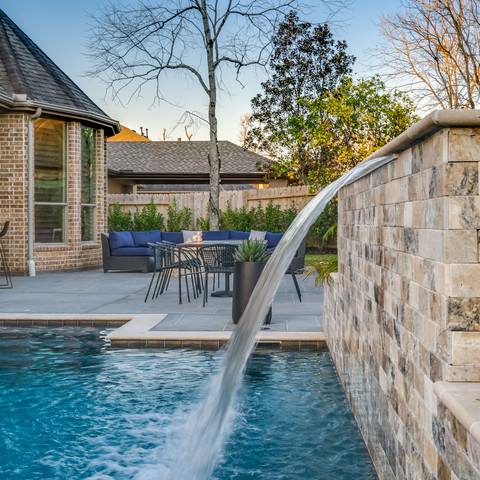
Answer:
[0,9,119,134]
[108,141,266,180]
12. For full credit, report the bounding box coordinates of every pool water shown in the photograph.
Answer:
[0,327,377,480]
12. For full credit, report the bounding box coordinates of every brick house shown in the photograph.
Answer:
[0,9,120,274]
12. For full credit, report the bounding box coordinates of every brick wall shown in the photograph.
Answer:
[324,127,480,479]
[0,113,29,272]
[0,113,107,273]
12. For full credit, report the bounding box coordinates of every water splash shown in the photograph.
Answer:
[169,155,396,479]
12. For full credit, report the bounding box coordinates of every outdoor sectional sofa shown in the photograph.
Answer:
[101,230,306,273]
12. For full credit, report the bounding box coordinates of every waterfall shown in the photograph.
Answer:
[168,154,396,479]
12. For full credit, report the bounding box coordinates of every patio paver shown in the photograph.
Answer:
[0,268,325,348]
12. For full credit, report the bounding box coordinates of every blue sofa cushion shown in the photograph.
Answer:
[203,230,231,241]
[229,230,249,241]
[162,231,183,244]
[109,231,134,249]
[111,247,153,256]
[266,232,283,248]
[132,230,162,247]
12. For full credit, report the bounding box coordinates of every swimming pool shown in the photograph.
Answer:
[0,327,377,479]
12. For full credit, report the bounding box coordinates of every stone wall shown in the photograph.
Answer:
[324,122,480,479]
[0,114,107,273]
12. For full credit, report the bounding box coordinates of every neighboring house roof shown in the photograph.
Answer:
[139,183,255,192]
[108,141,266,183]
[108,125,151,142]
[0,9,120,135]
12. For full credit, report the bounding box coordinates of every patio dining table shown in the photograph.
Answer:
[177,240,243,299]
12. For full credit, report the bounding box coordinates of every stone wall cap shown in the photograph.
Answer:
[434,380,480,447]
[363,109,480,163]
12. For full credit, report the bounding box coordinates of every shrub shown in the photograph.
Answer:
[107,203,133,231]
[167,197,192,232]
[132,197,165,231]
[197,200,298,233]
[309,199,337,247]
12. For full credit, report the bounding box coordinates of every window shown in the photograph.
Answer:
[81,126,96,242]
[34,119,66,243]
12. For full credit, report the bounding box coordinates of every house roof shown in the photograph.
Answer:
[0,9,120,135]
[108,125,151,142]
[108,141,267,183]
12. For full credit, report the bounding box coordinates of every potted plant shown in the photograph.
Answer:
[232,240,272,325]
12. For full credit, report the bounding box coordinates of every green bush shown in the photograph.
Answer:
[132,197,165,231]
[196,200,298,233]
[166,197,192,232]
[107,203,133,231]
[108,198,165,232]
[309,199,337,247]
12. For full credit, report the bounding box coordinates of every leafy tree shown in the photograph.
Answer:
[273,76,419,187]
[246,11,355,183]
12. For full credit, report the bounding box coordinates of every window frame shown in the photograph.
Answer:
[80,126,97,243]
[33,119,68,245]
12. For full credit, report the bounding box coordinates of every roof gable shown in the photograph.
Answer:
[0,9,119,133]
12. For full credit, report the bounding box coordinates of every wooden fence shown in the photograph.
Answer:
[108,186,314,228]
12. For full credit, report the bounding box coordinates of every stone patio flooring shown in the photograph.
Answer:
[0,268,325,349]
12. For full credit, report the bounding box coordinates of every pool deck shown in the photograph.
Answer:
[0,268,326,349]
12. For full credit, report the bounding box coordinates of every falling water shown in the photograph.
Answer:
[168,154,396,479]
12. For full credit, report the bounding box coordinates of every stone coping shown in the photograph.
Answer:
[0,313,327,350]
[434,381,480,445]
[105,315,326,349]
[364,109,480,163]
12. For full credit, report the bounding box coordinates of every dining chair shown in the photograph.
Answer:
[0,221,12,289]
[198,244,236,307]
[145,242,203,304]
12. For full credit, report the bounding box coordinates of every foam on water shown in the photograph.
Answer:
[168,155,396,479]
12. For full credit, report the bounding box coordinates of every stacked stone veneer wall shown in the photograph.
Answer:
[0,113,107,273]
[324,127,480,479]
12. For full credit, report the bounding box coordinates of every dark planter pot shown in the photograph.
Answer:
[232,261,272,325]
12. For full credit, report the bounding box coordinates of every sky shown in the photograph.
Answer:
[1,0,403,143]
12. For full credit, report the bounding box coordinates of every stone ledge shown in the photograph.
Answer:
[434,381,480,446]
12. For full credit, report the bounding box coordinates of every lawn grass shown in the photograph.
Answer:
[304,254,337,266]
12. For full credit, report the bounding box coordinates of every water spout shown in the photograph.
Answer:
[169,154,396,479]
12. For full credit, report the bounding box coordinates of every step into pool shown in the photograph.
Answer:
[0,326,377,479]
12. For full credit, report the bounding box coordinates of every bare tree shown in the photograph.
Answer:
[375,0,480,109]
[88,0,347,229]
[238,114,253,148]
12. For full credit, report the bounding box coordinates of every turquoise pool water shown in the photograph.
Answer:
[0,327,377,479]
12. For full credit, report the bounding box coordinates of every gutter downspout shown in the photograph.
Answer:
[27,107,42,276]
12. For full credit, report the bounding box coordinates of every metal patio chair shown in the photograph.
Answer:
[0,221,12,289]
[145,242,203,304]
[198,244,236,307]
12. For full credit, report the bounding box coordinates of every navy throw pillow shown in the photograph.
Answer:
[132,230,162,247]
[162,231,183,244]
[229,230,249,241]
[266,232,283,248]
[109,231,134,249]
[203,230,230,241]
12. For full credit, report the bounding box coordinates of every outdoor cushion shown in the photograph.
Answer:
[109,231,134,249]
[111,246,153,256]
[229,230,249,241]
[182,230,204,243]
[203,230,231,241]
[162,231,183,244]
[266,232,283,248]
[132,230,162,247]
[249,230,266,241]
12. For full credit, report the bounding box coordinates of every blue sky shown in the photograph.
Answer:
[1,0,403,142]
